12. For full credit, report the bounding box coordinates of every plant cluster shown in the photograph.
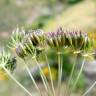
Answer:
[9,27,91,58]
[0,26,95,96]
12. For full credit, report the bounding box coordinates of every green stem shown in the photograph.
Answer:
[34,58,51,96]
[68,55,77,85]
[44,53,55,96]
[24,45,50,95]
[66,54,77,96]
[60,53,63,94]
[72,58,86,91]
[3,67,33,96]
[24,62,42,96]
[82,81,96,96]
[57,52,62,96]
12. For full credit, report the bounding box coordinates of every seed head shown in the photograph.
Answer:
[8,26,25,49]
[67,29,90,50]
[46,27,91,51]
[0,50,16,72]
[15,41,35,59]
[46,27,65,49]
[25,29,45,55]
[26,29,44,47]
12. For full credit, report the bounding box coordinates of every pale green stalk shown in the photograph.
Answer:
[57,52,62,96]
[25,43,50,95]
[60,53,63,96]
[3,66,33,96]
[71,58,85,91]
[44,53,55,96]
[70,39,88,95]
[82,81,96,96]
[34,58,51,96]
[68,54,77,86]
[23,61,42,96]
[66,54,77,96]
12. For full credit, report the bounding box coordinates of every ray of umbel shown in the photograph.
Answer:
[82,81,96,96]
[23,60,42,96]
[44,52,56,96]
[66,54,77,96]
[2,66,33,96]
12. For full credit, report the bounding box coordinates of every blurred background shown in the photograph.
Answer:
[0,0,96,96]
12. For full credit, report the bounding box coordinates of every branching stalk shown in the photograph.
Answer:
[66,54,77,96]
[72,58,86,91]
[23,61,42,96]
[82,81,96,96]
[34,58,51,96]
[44,53,55,96]
[3,66,33,96]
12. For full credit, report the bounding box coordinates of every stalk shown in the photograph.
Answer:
[68,54,77,86]
[44,53,55,96]
[34,58,52,96]
[24,44,50,95]
[23,60,42,96]
[3,66,33,96]
[57,52,62,96]
[71,58,86,91]
[82,81,96,96]
[66,54,77,96]
[60,53,63,96]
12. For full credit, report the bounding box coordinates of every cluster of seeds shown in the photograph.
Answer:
[8,27,91,59]
[46,27,91,51]
[0,26,92,79]
[25,29,44,47]
[8,27,25,48]
[46,27,65,48]
[0,50,16,72]
[12,28,45,59]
